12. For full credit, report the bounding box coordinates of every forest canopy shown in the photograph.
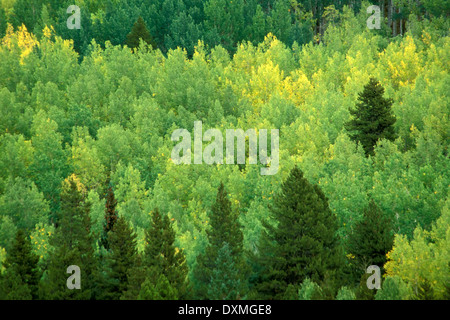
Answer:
[0,0,448,300]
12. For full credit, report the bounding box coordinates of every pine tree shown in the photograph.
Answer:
[256,167,343,299]
[142,208,188,298]
[11,0,44,31]
[0,229,40,300]
[138,270,178,300]
[100,185,118,250]
[207,243,242,300]
[345,77,397,156]
[125,16,156,50]
[356,272,376,300]
[194,183,247,299]
[40,175,97,300]
[102,215,138,300]
[120,255,146,300]
[347,199,394,276]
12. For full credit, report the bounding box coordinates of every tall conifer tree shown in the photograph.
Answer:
[139,208,189,299]
[207,242,242,300]
[102,215,138,300]
[345,77,397,156]
[138,273,178,300]
[194,183,247,299]
[0,229,40,299]
[347,199,394,274]
[40,175,97,300]
[256,167,343,299]
[100,185,118,250]
[125,16,156,50]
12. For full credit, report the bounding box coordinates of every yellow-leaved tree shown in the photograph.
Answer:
[385,199,450,299]
[1,23,38,64]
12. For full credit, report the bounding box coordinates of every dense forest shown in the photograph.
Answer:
[0,0,449,300]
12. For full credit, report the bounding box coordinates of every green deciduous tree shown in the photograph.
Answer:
[375,276,411,300]
[297,277,323,300]
[336,286,356,300]
[30,111,69,217]
[0,177,49,231]
[385,201,450,300]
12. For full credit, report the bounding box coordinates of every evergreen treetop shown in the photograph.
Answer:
[125,16,156,50]
[347,199,394,274]
[103,215,138,300]
[256,166,343,299]
[144,208,188,298]
[40,175,97,300]
[193,182,247,299]
[0,229,40,300]
[345,77,397,156]
[100,185,118,250]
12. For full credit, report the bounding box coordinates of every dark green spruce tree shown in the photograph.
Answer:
[347,199,394,275]
[102,215,138,300]
[350,200,394,300]
[194,183,247,299]
[355,272,376,300]
[126,208,188,300]
[207,242,242,300]
[0,229,40,300]
[120,254,146,300]
[138,272,178,300]
[125,16,156,50]
[255,167,343,299]
[345,77,397,156]
[100,185,118,250]
[39,175,98,300]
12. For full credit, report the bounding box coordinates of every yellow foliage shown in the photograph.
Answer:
[63,174,87,196]
[248,61,284,111]
[380,35,422,88]
[2,23,39,64]
[280,70,312,108]
[42,25,55,39]
[385,203,450,299]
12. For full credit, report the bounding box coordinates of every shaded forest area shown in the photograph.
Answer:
[0,0,449,300]
[1,0,449,57]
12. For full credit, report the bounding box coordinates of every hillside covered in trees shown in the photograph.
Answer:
[0,0,449,300]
